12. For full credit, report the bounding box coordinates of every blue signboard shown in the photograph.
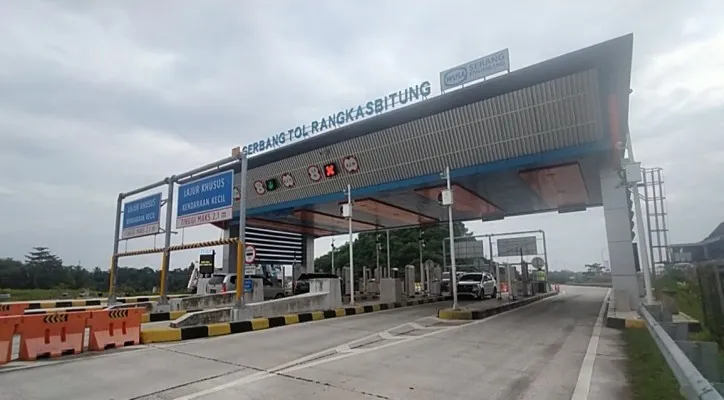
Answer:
[121,193,162,239]
[176,170,234,229]
[244,279,253,292]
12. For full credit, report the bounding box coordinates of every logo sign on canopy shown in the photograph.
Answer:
[439,49,510,92]
[176,170,234,229]
[121,193,162,239]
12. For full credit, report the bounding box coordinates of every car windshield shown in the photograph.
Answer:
[208,274,227,285]
[459,274,482,281]
[442,272,451,279]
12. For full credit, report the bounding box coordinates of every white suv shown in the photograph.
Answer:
[456,272,497,300]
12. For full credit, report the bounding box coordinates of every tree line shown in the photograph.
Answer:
[0,247,191,295]
[314,222,483,274]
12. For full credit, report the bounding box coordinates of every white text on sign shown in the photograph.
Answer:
[176,208,232,229]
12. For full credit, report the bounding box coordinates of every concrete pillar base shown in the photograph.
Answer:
[380,278,403,303]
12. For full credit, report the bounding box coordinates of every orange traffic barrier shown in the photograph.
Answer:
[17,312,88,361]
[88,308,143,351]
[0,315,22,366]
[0,303,28,317]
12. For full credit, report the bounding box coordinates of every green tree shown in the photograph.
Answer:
[1,247,193,296]
[315,222,478,276]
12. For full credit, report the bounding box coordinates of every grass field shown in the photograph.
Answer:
[624,328,684,400]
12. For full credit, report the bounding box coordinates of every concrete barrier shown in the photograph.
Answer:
[168,279,263,312]
[171,279,341,328]
[169,292,236,312]
[142,295,454,344]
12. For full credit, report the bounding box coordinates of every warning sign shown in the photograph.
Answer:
[244,245,256,264]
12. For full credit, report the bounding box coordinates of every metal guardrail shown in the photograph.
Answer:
[639,305,723,399]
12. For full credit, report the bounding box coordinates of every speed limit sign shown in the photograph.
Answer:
[244,245,256,264]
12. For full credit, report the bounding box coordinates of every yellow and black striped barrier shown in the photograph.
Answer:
[116,238,240,258]
[140,296,453,344]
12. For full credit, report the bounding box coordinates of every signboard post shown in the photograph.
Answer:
[439,49,510,92]
[235,153,249,311]
[496,236,538,257]
[176,170,234,229]
[121,193,162,240]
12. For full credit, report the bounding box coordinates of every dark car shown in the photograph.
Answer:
[293,273,343,295]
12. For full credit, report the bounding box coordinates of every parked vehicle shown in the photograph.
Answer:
[293,273,343,295]
[456,272,497,300]
[206,273,285,300]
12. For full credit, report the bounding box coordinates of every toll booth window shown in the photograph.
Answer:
[265,178,279,191]
[323,162,338,178]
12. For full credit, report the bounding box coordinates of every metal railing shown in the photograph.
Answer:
[639,305,723,399]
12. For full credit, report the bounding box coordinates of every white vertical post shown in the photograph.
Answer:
[331,239,335,275]
[625,131,653,305]
[633,184,653,305]
[445,167,459,310]
[347,184,354,306]
[490,235,501,299]
[235,154,248,310]
[386,230,391,278]
[419,233,424,293]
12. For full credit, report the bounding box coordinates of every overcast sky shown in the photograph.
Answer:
[0,1,722,274]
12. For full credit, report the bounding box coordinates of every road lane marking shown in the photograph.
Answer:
[571,289,610,400]
[172,294,559,400]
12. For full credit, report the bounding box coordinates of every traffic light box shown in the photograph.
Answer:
[626,187,635,240]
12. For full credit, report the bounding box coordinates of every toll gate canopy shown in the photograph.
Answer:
[204,34,632,237]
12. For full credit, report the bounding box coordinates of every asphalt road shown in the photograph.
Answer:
[0,286,622,400]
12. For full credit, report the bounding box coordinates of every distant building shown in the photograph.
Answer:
[669,222,724,262]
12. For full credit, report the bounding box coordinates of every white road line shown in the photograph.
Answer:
[172,295,559,400]
[335,344,352,353]
[571,289,610,400]
[379,331,414,340]
[408,322,441,330]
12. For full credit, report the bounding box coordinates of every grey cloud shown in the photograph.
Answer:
[0,0,722,273]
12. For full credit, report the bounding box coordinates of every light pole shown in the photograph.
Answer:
[342,184,354,305]
[331,238,335,275]
[441,167,459,310]
[418,229,425,292]
[386,230,391,278]
[375,233,381,278]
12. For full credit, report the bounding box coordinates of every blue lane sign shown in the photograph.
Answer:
[176,170,234,229]
[244,279,253,292]
[121,193,162,239]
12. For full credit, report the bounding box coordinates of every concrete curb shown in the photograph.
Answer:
[436,292,559,320]
[140,295,452,344]
[141,310,201,323]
